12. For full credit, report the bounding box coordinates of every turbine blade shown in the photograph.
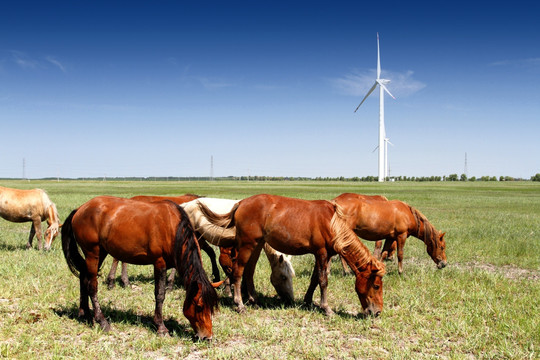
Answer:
[377,33,381,79]
[380,83,396,99]
[372,145,379,153]
[354,82,378,112]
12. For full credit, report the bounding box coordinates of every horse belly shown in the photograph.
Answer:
[263,229,311,256]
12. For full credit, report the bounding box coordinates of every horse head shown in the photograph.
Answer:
[44,223,61,250]
[354,259,385,317]
[269,254,295,303]
[427,231,447,269]
[183,279,220,341]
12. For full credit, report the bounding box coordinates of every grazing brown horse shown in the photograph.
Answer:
[105,194,214,289]
[197,194,385,317]
[0,186,61,250]
[61,196,220,340]
[332,193,447,274]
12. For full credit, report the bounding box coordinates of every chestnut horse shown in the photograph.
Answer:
[61,196,219,340]
[181,198,295,302]
[0,186,61,250]
[197,194,385,317]
[332,193,447,274]
[106,194,211,289]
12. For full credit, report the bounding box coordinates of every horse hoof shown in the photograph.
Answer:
[100,321,111,332]
[322,307,334,316]
[157,328,170,337]
[235,306,246,314]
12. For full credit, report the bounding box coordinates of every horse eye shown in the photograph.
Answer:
[281,275,287,281]
[373,284,380,290]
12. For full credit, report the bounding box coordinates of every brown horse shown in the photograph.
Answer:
[0,186,61,250]
[197,194,385,317]
[105,194,216,289]
[61,196,220,340]
[332,193,447,274]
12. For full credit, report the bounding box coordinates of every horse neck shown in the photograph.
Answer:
[263,243,292,271]
[410,207,435,247]
[47,203,60,225]
[331,208,373,274]
[174,213,218,311]
[263,243,281,266]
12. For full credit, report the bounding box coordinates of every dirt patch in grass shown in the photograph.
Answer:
[452,261,540,281]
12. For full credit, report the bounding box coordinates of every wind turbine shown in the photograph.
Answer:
[355,33,395,182]
[372,136,394,180]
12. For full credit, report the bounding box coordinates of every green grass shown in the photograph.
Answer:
[0,180,539,359]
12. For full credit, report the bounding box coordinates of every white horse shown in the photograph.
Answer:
[0,186,61,250]
[181,198,296,302]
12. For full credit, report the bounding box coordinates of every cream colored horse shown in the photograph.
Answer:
[0,186,61,250]
[181,198,296,302]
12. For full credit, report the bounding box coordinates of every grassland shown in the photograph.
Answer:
[0,180,538,359]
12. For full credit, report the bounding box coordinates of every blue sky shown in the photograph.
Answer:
[1,1,539,179]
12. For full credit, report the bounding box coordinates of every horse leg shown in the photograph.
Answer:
[380,239,395,262]
[86,255,111,331]
[339,255,352,276]
[78,268,91,320]
[219,247,235,297]
[33,218,44,250]
[241,242,265,305]
[316,251,333,316]
[153,260,169,336]
[166,268,176,291]
[231,243,257,313]
[106,258,119,289]
[120,262,130,288]
[373,240,383,259]
[396,234,407,275]
[304,262,320,307]
[26,223,36,249]
[386,239,397,261]
[199,238,221,282]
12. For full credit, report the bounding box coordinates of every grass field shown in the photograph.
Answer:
[0,180,539,359]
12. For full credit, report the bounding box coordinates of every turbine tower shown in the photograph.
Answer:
[355,33,395,182]
[384,137,394,179]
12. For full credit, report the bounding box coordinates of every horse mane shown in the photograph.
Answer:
[410,206,437,248]
[170,202,219,313]
[330,202,385,276]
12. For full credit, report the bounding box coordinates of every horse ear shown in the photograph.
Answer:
[279,254,284,264]
[211,280,225,288]
[441,232,446,239]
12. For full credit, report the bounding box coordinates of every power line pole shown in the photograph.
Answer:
[464,152,468,177]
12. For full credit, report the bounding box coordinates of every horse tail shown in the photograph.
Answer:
[170,202,219,314]
[197,200,239,229]
[61,209,86,278]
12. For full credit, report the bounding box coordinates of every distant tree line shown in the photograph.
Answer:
[15,173,539,182]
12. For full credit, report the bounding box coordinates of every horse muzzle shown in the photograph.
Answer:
[437,260,447,269]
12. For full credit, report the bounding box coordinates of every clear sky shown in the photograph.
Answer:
[1,1,539,179]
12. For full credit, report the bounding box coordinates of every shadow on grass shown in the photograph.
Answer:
[0,242,28,251]
[218,292,377,321]
[53,304,195,340]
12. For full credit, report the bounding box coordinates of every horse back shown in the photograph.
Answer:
[235,194,334,255]
[72,196,180,265]
[353,199,415,240]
